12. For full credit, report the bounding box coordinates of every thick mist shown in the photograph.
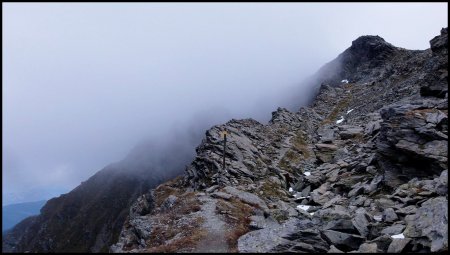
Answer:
[3,3,448,205]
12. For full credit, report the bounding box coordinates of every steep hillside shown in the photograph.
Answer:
[111,28,448,253]
[2,142,195,252]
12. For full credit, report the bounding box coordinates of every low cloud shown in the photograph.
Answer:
[3,3,447,204]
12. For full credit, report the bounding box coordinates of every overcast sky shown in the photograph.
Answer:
[3,3,447,205]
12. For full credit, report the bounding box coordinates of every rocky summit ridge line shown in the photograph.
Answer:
[3,28,448,253]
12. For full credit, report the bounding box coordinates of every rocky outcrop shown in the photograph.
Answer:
[420,27,448,98]
[376,99,448,187]
[404,196,448,252]
[430,27,448,54]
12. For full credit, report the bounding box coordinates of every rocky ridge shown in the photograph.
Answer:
[4,29,446,253]
[111,28,448,253]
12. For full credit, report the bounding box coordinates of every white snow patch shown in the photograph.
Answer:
[309,212,315,216]
[391,233,405,239]
[373,215,383,222]
[304,171,311,176]
[293,193,310,199]
[341,79,349,83]
[336,116,345,124]
[296,205,311,211]
[289,187,293,193]
[346,109,354,114]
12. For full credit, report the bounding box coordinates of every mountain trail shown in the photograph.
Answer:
[193,195,230,253]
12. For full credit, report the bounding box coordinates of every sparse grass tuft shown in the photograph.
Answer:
[278,150,301,172]
[153,176,184,207]
[352,132,365,143]
[272,210,289,223]
[215,199,253,252]
[145,217,206,253]
[322,95,352,125]
[145,188,205,252]
[260,180,286,199]
[291,131,311,158]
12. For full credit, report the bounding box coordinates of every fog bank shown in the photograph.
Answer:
[3,3,447,205]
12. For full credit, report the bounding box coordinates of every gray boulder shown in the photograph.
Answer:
[354,242,378,253]
[237,218,303,252]
[404,196,448,252]
[248,215,280,230]
[381,224,405,236]
[323,218,357,233]
[338,125,364,140]
[352,209,370,237]
[319,128,336,143]
[367,235,393,252]
[315,143,339,163]
[365,120,382,135]
[328,245,344,253]
[321,230,365,251]
[387,238,412,253]
[222,186,269,211]
[383,208,399,223]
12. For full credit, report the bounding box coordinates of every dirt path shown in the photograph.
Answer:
[193,195,230,253]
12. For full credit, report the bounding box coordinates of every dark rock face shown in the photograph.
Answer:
[430,27,448,55]
[376,99,448,186]
[420,27,448,98]
[344,35,396,69]
[309,33,416,89]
